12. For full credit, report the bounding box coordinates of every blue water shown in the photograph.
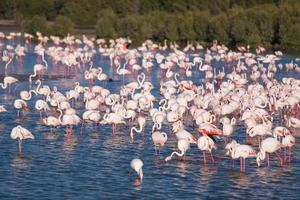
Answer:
[0,43,300,199]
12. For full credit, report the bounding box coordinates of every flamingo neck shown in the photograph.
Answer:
[36,80,41,93]
[58,109,64,124]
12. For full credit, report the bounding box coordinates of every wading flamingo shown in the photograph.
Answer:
[10,125,34,155]
[130,158,143,181]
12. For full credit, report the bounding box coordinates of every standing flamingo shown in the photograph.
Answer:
[225,140,256,172]
[256,137,283,167]
[165,139,190,162]
[10,125,34,155]
[130,116,146,140]
[29,64,47,84]
[152,131,168,154]
[0,76,19,93]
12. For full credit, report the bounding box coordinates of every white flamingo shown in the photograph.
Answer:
[11,125,34,154]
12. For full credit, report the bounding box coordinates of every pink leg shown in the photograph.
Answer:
[18,139,22,155]
[275,151,283,166]
[210,151,215,163]
[284,147,287,162]
[230,159,234,169]
[289,147,292,162]
[267,153,270,168]
[240,157,243,172]
[203,151,206,164]
[80,122,84,135]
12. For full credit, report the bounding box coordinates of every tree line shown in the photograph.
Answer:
[0,0,299,52]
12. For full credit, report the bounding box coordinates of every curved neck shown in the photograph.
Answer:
[168,149,184,160]
[116,62,121,73]
[36,80,41,92]
[0,83,6,89]
[58,109,63,124]
[42,53,48,69]
[174,73,180,85]
[198,60,203,70]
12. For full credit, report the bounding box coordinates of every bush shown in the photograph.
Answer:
[96,8,118,39]
[53,15,74,37]
[24,15,52,36]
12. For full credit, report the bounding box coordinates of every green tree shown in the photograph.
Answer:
[165,14,179,41]
[24,15,52,35]
[193,11,210,42]
[96,8,118,39]
[116,15,141,44]
[53,15,74,36]
[177,12,196,43]
[247,5,278,46]
[208,13,230,45]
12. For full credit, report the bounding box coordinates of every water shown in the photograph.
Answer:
[0,44,300,199]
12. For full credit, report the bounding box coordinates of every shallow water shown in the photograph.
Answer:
[0,44,300,199]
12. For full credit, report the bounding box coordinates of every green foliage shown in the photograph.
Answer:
[17,0,56,20]
[53,15,74,37]
[96,8,118,39]
[24,15,52,36]
[0,0,299,52]
[193,11,210,42]
[208,13,230,44]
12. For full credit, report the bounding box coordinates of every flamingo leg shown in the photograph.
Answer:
[240,157,244,172]
[284,147,287,162]
[289,146,292,162]
[230,158,234,169]
[203,151,206,164]
[267,153,270,168]
[80,122,84,135]
[210,151,215,163]
[18,139,22,155]
[275,151,283,166]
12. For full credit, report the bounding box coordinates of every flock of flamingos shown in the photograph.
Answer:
[0,32,299,182]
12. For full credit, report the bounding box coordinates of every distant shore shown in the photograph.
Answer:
[0,20,96,37]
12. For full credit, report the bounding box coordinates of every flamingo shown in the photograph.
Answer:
[130,116,146,140]
[282,135,295,162]
[20,89,37,101]
[152,131,168,154]
[165,139,190,162]
[35,99,50,119]
[10,125,34,155]
[14,99,28,117]
[2,50,13,75]
[197,135,217,164]
[29,64,47,84]
[130,158,143,181]
[116,60,131,83]
[0,76,19,93]
[225,140,256,172]
[58,109,81,135]
[256,137,283,167]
